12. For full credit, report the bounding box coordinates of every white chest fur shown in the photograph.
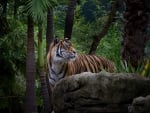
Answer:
[48,61,65,86]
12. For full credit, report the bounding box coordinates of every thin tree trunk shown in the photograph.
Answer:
[0,0,9,37]
[46,7,54,55]
[38,23,52,113]
[24,16,37,113]
[1,0,7,16]
[89,0,119,55]
[46,7,54,112]
[122,0,149,68]
[64,0,77,39]
[14,0,18,18]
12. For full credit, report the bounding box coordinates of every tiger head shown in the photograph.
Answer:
[49,38,77,63]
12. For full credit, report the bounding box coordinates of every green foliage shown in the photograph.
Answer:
[96,22,121,60]
[54,5,66,36]
[143,40,150,77]
[143,62,150,77]
[25,0,57,22]
[81,0,98,22]
[0,20,26,111]
[71,0,117,54]
[119,60,144,74]
[145,39,150,58]
[72,18,95,53]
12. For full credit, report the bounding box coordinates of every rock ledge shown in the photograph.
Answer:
[53,72,150,113]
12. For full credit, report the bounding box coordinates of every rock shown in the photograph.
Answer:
[52,72,150,113]
[129,95,150,113]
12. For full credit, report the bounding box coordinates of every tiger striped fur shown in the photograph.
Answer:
[46,38,116,86]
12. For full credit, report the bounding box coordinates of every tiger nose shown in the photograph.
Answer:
[73,50,76,54]
[69,51,76,57]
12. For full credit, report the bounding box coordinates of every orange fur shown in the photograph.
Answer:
[66,54,115,75]
[46,38,115,85]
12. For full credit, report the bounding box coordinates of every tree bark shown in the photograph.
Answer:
[1,0,7,16]
[64,0,77,39]
[14,0,18,18]
[46,7,54,55]
[24,16,37,113]
[89,0,119,55]
[38,23,52,113]
[46,7,54,112]
[0,0,9,37]
[121,0,149,68]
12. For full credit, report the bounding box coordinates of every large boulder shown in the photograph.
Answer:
[52,72,150,113]
[129,95,150,113]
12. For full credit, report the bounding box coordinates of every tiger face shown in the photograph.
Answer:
[51,38,77,63]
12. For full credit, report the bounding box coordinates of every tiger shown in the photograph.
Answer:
[46,38,116,87]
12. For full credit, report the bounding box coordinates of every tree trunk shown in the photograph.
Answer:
[121,0,149,68]
[89,0,119,55]
[0,0,9,37]
[1,0,7,16]
[38,23,52,113]
[64,0,77,39]
[24,16,37,113]
[46,7,54,55]
[14,0,18,18]
[46,7,54,112]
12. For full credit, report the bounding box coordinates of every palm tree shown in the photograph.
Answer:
[46,7,54,54]
[64,0,77,39]
[24,15,37,113]
[121,0,149,68]
[24,0,53,112]
[0,0,9,37]
[45,7,54,113]
[38,22,52,113]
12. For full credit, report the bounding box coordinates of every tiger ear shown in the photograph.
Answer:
[64,37,70,42]
[54,38,59,45]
